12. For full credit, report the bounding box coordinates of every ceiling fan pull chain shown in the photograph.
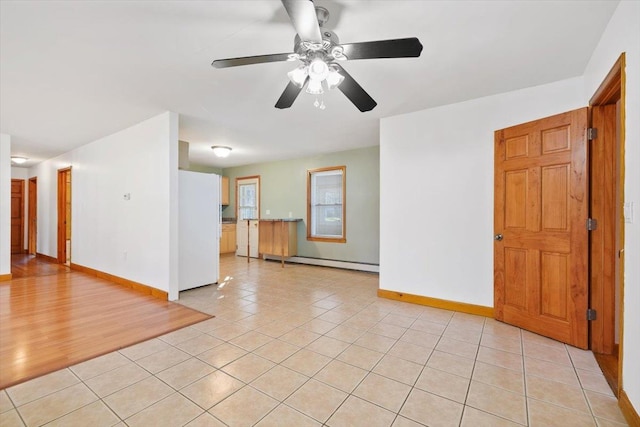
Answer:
[313,95,326,110]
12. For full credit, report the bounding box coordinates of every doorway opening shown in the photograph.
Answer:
[57,167,72,265]
[589,53,625,396]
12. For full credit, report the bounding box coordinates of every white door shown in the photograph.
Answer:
[236,177,260,258]
[236,219,259,258]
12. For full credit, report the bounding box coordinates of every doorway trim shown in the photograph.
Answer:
[28,177,37,255]
[588,53,625,397]
[57,167,72,264]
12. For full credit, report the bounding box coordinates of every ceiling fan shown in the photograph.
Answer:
[211,0,423,112]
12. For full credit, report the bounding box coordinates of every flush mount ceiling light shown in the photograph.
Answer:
[211,0,422,112]
[11,156,28,164]
[211,146,232,158]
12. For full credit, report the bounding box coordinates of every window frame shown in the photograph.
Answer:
[306,165,346,243]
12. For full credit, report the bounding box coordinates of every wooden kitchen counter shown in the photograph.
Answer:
[258,219,302,267]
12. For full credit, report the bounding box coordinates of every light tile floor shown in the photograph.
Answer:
[0,256,629,426]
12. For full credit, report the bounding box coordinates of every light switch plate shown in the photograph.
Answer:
[624,202,634,223]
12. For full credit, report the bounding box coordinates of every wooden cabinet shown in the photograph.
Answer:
[259,220,300,266]
[221,176,230,206]
[220,223,236,254]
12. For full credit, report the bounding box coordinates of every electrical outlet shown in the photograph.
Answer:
[266,209,270,215]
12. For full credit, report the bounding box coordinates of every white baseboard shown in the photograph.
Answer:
[263,255,379,273]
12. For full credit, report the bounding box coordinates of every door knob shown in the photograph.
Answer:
[494,234,503,241]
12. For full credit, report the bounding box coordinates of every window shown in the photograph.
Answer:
[307,166,346,243]
[236,176,259,220]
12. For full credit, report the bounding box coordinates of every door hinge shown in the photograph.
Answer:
[586,218,598,231]
[587,308,597,321]
[587,127,598,140]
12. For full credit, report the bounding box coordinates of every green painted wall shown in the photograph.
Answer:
[222,146,380,265]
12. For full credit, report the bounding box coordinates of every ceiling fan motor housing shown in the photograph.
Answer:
[293,30,343,64]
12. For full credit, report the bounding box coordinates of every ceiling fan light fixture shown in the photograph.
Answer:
[325,66,344,90]
[305,78,324,95]
[211,145,232,158]
[287,65,308,88]
[11,156,28,164]
[308,58,329,81]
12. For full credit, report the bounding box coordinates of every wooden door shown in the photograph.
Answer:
[57,168,71,264]
[28,177,37,255]
[494,108,589,349]
[10,180,25,254]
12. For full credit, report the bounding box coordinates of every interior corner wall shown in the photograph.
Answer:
[380,77,584,307]
[0,134,11,275]
[30,112,177,295]
[222,145,380,265]
[582,0,640,414]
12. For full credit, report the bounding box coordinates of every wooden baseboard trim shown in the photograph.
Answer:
[378,289,494,318]
[620,389,640,427]
[0,273,12,282]
[36,252,58,263]
[70,263,169,300]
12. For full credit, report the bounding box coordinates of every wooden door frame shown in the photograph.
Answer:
[235,175,261,260]
[588,53,625,396]
[11,179,25,254]
[57,167,71,264]
[28,177,37,255]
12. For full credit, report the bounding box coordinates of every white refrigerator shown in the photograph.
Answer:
[178,170,220,291]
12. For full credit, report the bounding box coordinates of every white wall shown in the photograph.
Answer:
[381,0,639,416]
[0,134,10,275]
[583,0,640,414]
[29,112,180,297]
[380,77,584,306]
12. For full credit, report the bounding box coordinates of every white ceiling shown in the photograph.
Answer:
[1,0,618,169]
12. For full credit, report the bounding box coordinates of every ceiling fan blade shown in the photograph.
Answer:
[212,52,295,68]
[281,0,322,43]
[333,64,377,112]
[341,37,423,60]
[275,79,306,109]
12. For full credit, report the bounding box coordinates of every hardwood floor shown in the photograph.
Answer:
[10,253,71,279]
[0,255,211,389]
